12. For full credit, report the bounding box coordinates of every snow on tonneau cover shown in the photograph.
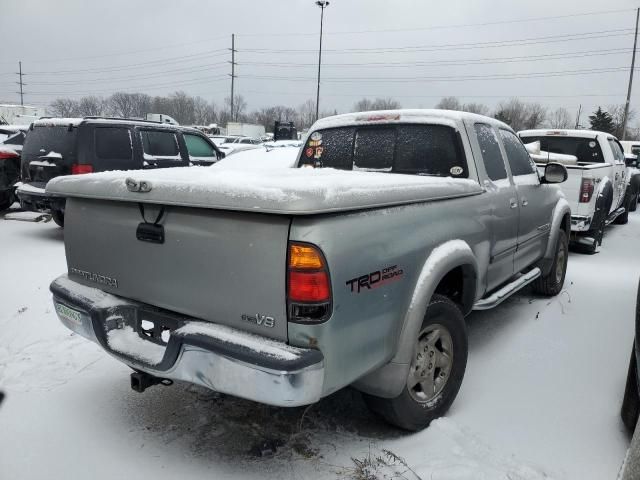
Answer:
[46,112,482,342]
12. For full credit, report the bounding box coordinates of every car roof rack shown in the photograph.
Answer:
[83,116,163,124]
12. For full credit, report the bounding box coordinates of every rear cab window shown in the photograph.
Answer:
[300,123,468,178]
[519,135,604,164]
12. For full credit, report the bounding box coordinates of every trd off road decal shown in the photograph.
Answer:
[346,265,404,293]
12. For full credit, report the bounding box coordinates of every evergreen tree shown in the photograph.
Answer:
[589,107,615,133]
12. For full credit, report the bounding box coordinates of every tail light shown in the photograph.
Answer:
[287,242,332,323]
[0,150,19,160]
[71,164,93,175]
[579,178,595,203]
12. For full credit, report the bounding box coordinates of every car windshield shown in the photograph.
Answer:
[520,135,605,163]
[299,123,468,178]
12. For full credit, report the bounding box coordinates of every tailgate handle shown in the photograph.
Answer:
[136,204,166,244]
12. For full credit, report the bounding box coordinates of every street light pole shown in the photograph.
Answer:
[315,0,329,122]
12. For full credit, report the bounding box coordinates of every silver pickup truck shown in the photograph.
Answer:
[47,110,570,431]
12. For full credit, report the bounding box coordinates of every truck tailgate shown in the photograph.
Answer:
[63,198,291,341]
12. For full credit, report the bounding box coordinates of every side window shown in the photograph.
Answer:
[474,123,507,181]
[95,127,132,160]
[184,134,215,158]
[141,130,179,157]
[608,139,624,162]
[500,129,536,176]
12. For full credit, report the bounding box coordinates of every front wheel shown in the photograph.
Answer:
[533,230,568,296]
[362,294,468,431]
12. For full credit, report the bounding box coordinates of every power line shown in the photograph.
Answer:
[25,50,230,75]
[235,7,634,37]
[238,66,634,83]
[238,47,632,69]
[239,28,635,54]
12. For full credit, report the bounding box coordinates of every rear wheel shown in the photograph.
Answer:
[362,294,468,431]
[630,191,638,212]
[622,346,640,433]
[533,230,568,296]
[51,209,64,227]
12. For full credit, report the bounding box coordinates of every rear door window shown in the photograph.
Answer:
[474,123,507,181]
[95,127,132,160]
[519,135,604,163]
[184,133,216,159]
[141,130,179,158]
[500,130,536,176]
[301,124,467,178]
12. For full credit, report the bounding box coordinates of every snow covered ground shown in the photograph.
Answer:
[0,203,637,479]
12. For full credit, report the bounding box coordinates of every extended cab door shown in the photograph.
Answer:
[605,137,627,210]
[499,129,553,272]
[472,123,518,290]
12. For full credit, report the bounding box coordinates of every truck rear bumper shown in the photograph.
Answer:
[570,215,591,232]
[50,275,325,407]
[16,183,65,212]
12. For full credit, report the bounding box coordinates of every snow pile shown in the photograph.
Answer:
[175,321,302,361]
[531,151,578,165]
[0,146,18,156]
[215,145,299,170]
[33,117,83,127]
[15,182,46,194]
[106,325,165,365]
[46,166,482,214]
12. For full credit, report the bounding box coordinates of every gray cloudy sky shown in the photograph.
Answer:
[1,0,639,121]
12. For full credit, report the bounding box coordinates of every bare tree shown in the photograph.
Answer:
[353,97,400,112]
[494,98,530,131]
[523,103,547,130]
[462,102,489,116]
[76,96,105,117]
[192,96,216,125]
[49,98,80,117]
[223,95,247,123]
[296,99,317,129]
[435,96,462,110]
[107,92,151,118]
[608,103,636,138]
[547,107,573,129]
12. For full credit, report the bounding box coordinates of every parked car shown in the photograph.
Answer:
[0,125,28,210]
[620,280,640,479]
[16,117,223,226]
[519,129,632,253]
[47,109,570,431]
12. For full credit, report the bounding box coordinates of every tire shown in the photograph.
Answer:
[0,191,13,211]
[622,346,640,433]
[615,193,631,225]
[533,230,568,296]
[362,294,468,431]
[51,209,64,227]
[630,192,638,212]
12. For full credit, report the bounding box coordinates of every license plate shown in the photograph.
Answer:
[55,302,83,326]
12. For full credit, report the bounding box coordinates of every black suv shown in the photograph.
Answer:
[17,117,223,226]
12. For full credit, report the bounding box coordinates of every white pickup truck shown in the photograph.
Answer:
[519,129,634,253]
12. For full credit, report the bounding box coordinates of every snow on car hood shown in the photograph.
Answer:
[46,166,482,215]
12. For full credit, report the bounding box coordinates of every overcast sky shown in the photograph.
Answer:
[1,0,639,123]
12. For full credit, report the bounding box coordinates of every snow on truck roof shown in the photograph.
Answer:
[519,128,616,139]
[311,109,513,131]
[32,117,182,128]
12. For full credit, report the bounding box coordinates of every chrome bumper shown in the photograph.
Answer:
[50,275,325,407]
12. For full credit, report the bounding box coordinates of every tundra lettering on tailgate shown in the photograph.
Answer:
[346,265,404,293]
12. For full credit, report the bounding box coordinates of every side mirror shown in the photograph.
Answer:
[625,156,638,167]
[542,162,568,184]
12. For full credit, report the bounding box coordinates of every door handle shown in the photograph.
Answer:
[522,198,528,207]
[510,198,518,209]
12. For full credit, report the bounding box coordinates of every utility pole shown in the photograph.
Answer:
[230,34,236,122]
[315,1,329,121]
[16,61,25,106]
[575,104,582,129]
[622,7,639,140]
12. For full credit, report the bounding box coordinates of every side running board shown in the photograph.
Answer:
[605,206,626,226]
[473,268,541,311]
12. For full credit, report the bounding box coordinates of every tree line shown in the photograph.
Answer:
[47,92,637,138]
